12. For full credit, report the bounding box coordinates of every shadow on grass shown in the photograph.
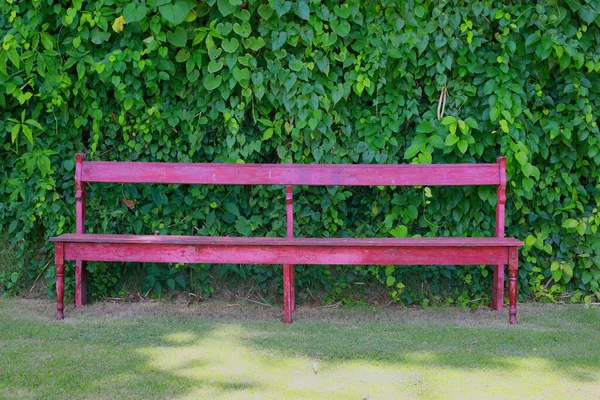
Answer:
[0,299,599,399]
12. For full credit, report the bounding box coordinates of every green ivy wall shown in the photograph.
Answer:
[1,0,599,305]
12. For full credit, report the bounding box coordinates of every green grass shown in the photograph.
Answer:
[0,298,599,399]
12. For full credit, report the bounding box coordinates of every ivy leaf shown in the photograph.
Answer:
[441,116,456,125]
[523,177,534,192]
[91,29,110,44]
[472,2,483,16]
[289,60,302,71]
[166,278,175,290]
[152,189,163,207]
[207,59,223,73]
[330,20,351,37]
[257,4,274,19]
[63,159,75,172]
[112,16,125,33]
[334,4,351,19]
[159,0,194,25]
[522,163,533,177]
[233,22,251,38]
[187,69,200,82]
[175,49,190,63]
[552,268,563,283]
[563,263,573,283]
[386,276,395,286]
[222,38,239,53]
[124,98,134,111]
[416,121,435,133]
[515,151,527,166]
[235,218,252,236]
[295,2,310,20]
[582,270,592,285]
[262,128,274,140]
[225,202,240,217]
[232,67,250,82]
[272,0,292,17]
[175,275,187,288]
[243,37,266,51]
[271,31,287,50]
[578,8,597,24]
[390,225,408,238]
[123,3,147,23]
[445,134,459,146]
[216,22,233,36]
[217,0,237,17]
[167,27,187,47]
[203,74,222,91]
[525,32,541,47]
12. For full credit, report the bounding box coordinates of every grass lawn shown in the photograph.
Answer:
[0,298,599,399]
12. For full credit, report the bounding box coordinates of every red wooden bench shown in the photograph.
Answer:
[50,154,522,324]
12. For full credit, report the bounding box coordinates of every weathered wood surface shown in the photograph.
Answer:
[508,247,519,324]
[55,243,65,320]
[492,156,507,312]
[53,154,522,324]
[285,184,295,322]
[75,153,88,307]
[50,234,523,247]
[81,161,501,186]
[62,242,513,266]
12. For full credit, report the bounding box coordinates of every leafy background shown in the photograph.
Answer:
[1,0,599,306]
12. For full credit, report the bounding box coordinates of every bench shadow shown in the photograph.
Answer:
[1,300,598,398]
[0,310,262,399]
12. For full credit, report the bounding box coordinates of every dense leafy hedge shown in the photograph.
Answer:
[1,0,600,305]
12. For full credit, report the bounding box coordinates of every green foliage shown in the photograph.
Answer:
[0,234,20,298]
[1,0,600,305]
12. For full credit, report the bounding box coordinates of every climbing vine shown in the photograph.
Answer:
[1,0,600,306]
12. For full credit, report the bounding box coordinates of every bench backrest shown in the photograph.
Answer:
[74,154,507,240]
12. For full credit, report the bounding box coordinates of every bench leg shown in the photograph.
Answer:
[291,265,295,312]
[56,243,65,320]
[75,260,87,307]
[283,264,293,323]
[491,264,504,311]
[508,248,518,324]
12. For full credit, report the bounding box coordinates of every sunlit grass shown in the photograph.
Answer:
[0,298,599,399]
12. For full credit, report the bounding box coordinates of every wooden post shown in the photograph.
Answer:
[508,247,518,324]
[283,185,294,323]
[492,156,506,311]
[75,153,87,306]
[56,242,65,320]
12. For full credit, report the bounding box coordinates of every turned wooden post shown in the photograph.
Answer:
[508,247,518,324]
[75,153,88,306]
[492,157,506,311]
[56,242,65,320]
[283,185,294,323]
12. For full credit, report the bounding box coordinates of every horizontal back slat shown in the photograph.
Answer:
[81,161,500,186]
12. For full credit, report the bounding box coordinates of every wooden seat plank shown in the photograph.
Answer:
[51,234,523,247]
[62,242,511,266]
